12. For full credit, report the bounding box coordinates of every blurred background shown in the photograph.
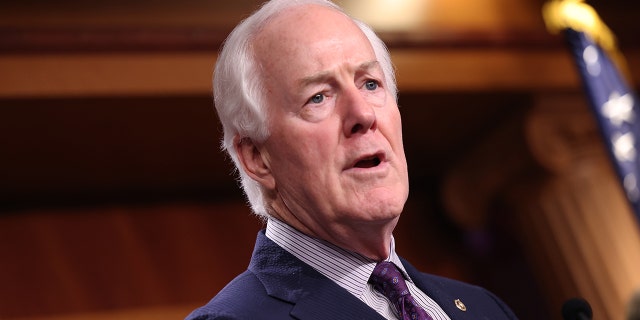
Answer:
[1,0,640,319]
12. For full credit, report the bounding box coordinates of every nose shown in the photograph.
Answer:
[341,86,377,137]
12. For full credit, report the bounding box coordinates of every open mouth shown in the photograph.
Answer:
[353,155,382,168]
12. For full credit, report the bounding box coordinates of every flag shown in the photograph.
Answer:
[544,0,640,220]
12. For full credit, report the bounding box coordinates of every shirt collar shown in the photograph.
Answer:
[265,217,414,298]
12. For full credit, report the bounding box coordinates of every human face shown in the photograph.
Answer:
[252,5,408,241]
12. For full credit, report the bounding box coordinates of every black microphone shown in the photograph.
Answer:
[562,297,593,320]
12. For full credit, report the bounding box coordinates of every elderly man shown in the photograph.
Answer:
[186,0,519,319]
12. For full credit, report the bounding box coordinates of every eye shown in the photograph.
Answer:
[364,80,379,91]
[308,93,324,104]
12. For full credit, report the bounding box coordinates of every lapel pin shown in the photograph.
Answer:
[454,299,467,312]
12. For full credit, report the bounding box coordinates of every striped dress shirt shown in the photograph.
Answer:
[265,218,451,320]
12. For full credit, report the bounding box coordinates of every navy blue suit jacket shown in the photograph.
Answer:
[186,230,518,320]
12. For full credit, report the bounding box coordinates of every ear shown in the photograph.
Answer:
[234,136,276,190]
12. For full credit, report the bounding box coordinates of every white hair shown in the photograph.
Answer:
[213,0,398,217]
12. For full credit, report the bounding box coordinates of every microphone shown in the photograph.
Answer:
[562,298,593,320]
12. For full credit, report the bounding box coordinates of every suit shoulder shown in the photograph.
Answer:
[184,270,292,320]
[414,272,519,319]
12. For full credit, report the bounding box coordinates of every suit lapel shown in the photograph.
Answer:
[401,257,476,320]
[290,274,384,320]
[249,230,385,320]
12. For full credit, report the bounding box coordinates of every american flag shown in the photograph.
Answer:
[563,27,640,220]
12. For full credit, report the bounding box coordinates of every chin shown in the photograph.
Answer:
[338,183,408,221]
[369,186,407,212]
[358,196,405,221]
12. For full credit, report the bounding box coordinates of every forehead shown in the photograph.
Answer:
[253,5,376,84]
[259,4,355,36]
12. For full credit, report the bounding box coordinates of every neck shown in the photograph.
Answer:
[298,219,397,260]
[268,202,398,260]
[326,222,397,260]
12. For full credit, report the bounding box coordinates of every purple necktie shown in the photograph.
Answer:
[369,261,433,320]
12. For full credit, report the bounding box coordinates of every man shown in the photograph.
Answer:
[187,0,518,319]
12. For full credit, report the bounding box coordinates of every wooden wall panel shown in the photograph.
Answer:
[0,202,262,319]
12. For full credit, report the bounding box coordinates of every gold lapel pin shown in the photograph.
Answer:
[454,299,467,312]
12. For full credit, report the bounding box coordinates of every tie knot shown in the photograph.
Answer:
[369,261,410,299]
[369,261,433,320]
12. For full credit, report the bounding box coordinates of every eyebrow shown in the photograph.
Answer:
[297,60,381,88]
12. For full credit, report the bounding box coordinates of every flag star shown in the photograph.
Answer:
[624,173,640,202]
[601,91,635,126]
[583,45,601,76]
[612,132,636,162]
